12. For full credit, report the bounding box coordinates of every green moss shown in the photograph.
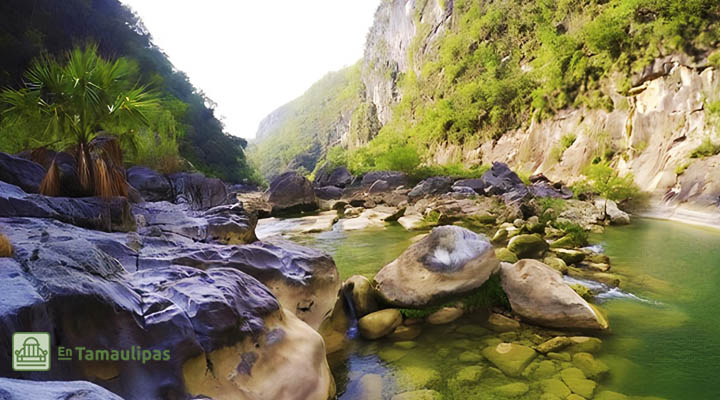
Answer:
[690,137,720,158]
[552,221,589,247]
[675,161,691,175]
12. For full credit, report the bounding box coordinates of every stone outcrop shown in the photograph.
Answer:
[314,165,352,188]
[0,152,46,193]
[374,226,500,308]
[500,260,609,330]
[361,171,409,189]
[126,166,173,202]
[267,171,318,214]
[169,172,228,210]
[408,176,454,200]
[482,162,530,202]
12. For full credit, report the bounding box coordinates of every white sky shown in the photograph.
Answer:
[121,0,381,139]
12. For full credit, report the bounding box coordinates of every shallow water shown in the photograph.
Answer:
[287,218,720,399]
[593,219,720,399]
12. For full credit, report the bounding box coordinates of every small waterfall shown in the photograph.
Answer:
[341,288,359,339]
[563,275,656,304]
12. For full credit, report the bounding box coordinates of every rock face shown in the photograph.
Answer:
[126,166,173,202]
[0,152,46,193]
[314,166,352,188]
[1,217,334,400]
[0,181,136,232]
[267,171,318,214]
[0,378,124,400]
[500,260,609,330]
[374,226,500,308]
[408,176,454,199]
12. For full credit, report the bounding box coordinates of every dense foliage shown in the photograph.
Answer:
[350,0,720,169]
[0,0,258,182]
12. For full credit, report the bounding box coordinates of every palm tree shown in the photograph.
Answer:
[0,44,158,197]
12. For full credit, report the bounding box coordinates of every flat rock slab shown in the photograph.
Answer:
[482,342,538,377]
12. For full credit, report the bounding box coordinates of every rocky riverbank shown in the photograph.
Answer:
[0,152,651,399]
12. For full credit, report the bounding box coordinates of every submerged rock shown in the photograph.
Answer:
[426,306,463,325]
[374,226,500,308]
[392,390,443,400]
[358,309,402,339]
[0,378,124,400]
[481,342,538,377]
[500,260,609,330]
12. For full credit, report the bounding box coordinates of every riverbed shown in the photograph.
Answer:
[278,216,719,399]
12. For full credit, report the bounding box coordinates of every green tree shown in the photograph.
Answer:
[575,162,638,214]
[0,45,158,197]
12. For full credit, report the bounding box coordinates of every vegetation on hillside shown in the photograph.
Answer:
[349,0,720,171]
[249,65,366,180]
[0,0,258,183]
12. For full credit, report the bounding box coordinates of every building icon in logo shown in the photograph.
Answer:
[12,332,50,371]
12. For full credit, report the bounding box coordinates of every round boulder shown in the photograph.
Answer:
[374,226,500,308]
[267,171,318,214]
[358,309,403,340]
[508,234,549,259]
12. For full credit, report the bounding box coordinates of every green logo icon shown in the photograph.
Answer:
[12,332,50,371]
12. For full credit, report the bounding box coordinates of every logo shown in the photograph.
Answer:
[12,332,50,371]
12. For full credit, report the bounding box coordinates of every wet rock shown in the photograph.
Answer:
[573,352,610,379]
[319,295,350,354]
[395,366,442,391]
[426,307,463,325]
[397,213,424,230]
[543,257,569,274]
[408,176,454,200]
[314,166,352,188]
[541,378,572,398]
[500,260,609,330]
[169,172,228,210]
[362,171,409,188]
[350,373,383,400]
[595,391,630,400]
[0,152,46,193]
[508,234,549,259]
[454,365,485,382]
[0,378,124,400]
[567,336,603,354]
[358,309,403,339]
[341,207,394,231]
[552,248,585,265]
[343,275,379,317]
[458,350,483,363]
[549,235,575,249]
[266,171,318,214]
[481,342,538,377]
[494,382,530,397]
[126,166,172,202]
[560,368,596,398]
[0,181,136,232]
[388,325,422,341]
[488,313,521,332]
[536,337,572,353]
[374,226,499,308]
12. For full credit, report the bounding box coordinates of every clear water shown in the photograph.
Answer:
[592,219,720,399]
[285,218,720,399]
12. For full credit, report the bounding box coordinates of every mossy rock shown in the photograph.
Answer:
[552,248,585,265]
[529,360,559,379]
[488,313,521,332]
[458,350,484,363]
[549,235,575,249]
[560,367,597,398]
[547,352,571,362]
[379,347,408,363]
[394,341,418,350]
[493,382,530,397]
[481,342,538,377]
[573,352,610,380]
[543,257,568,274]
[541,378,571,398]
[456,325,490,337]
[492,229,509,244]
[358,309,403,339]
[536,336,572,354]
[496,248,519,263]
[595,390,630,400]
[570,284,593,301]
[388,325,422,341]
[454,365,485,383]
[567,336,603,354]
[508,234,549,259]
[396,366,442,391]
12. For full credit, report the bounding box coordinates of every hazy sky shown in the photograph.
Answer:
[121,1,381,139]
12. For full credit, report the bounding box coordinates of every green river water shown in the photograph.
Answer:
[290,218,720,399]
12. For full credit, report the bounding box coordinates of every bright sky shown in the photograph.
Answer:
[121,0,381,139]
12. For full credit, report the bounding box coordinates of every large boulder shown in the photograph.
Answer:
[315,185,344,200]
[358,309,402,340]
[482,162,529,202]
[500,260,609,330]
[342,275,379,317]
[0,152,46,193]
[314,165,352,188]
[374,226,500,308]
[0,378,124,400]
[267,171,318,214]
[508,234,549,259]
[18,149,84,197]
[361,171,409,189]
[595,199,631,225]
[0,181,136,232]
[452,178,486,194]
[0,228,334,400]
[203,202,258,244]
[142,237,341,330]
[127,166,173,202]
[408,176,454,200]
[169,172,228,210]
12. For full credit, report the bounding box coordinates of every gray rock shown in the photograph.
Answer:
[482,162,529,202]
[0,378,124,400]
[452,178,486,194]
[408,176,454,199]
[314,166,352,188]
[374,226,500,307]
[367,179,390,193]
[169,172,228,210]
[361,171,409,188]
[315,185,344,200]
[0,152,46,193]
[266,171,318,214]
[127,166,173,202]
